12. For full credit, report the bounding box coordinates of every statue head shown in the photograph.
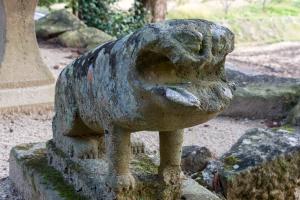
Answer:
[122,20,235,130]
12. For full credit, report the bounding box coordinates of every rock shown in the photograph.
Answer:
[181,145,213,174]
[199,160,224,192]
[287,101,300,126]
[224,67,300,120]
[35,10,86,39]
[181,178,221,200]
[223,81,300,120]
[225,67,300,87]
[57,27,114,49]
[201,128,300,199]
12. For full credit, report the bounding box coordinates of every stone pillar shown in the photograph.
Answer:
[0,0,55,111]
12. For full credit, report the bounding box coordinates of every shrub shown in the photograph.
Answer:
[39,0,67,9]
[76,0,148,37]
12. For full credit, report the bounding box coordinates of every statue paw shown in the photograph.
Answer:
[108,173,136,192]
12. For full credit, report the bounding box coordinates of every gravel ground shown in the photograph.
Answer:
[228,42,300,78]
[0,41,298,199]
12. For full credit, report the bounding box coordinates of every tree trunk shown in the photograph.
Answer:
[141,0,167,22]
[70,0,78,17]
[151,0,167,22]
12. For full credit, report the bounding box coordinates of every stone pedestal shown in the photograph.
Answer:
[0,0,55,112]
[9,142,221,200]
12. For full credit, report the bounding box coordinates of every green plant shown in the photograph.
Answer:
[76,0,149,37]
[38,0,67,9]
[224,155,240,170]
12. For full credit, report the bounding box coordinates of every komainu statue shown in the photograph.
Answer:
[52,19,234,199]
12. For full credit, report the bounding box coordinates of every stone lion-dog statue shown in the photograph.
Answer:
[52,19,234,194]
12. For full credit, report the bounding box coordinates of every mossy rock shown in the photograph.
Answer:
[223,83,300,119]
[200,128,300,199]
[220,128,300,199]
[36,10,86,39]
[57,27,115,49]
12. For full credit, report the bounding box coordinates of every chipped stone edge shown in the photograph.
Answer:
[9,142,85,200]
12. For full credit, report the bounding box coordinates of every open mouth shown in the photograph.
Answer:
[135,50,233,110]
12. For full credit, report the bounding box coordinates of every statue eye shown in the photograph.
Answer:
[172,30,203,52]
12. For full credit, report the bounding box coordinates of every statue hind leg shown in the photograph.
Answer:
[52,81,104,159]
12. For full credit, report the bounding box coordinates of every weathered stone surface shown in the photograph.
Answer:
[9,143,86,200]
[223,68,300,120]
[35,10,86,39]
[0,0,55,111]
[197,160,224,192]
[10,142,221,200]
[52,19,235,198]
[57,27,115,49]
[181,145,213,174]
[201,128,300,200]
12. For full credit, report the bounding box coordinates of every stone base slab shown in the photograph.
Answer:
[9,142,221,200]
[0,84,54,113]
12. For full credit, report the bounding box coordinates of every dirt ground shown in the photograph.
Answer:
[0,41,299,199]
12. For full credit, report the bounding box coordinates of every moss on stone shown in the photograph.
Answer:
[24,153,87,200]
[224,156,240,170]
[35,10,86,39]
[47,140,67,158]
[272,124,296,133]
[68,160,82,173]
[131,155,158,174]
[15,143,36,151]
[238,84,300,99]
[57,27,114,49]
[277,158,288,173]
[46,140,82,173]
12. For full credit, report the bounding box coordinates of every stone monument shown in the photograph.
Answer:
[0,0,55,112]
[10,19,234,200]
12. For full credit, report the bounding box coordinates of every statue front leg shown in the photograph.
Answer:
[159,129,184,185]
[105,126,135,192]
